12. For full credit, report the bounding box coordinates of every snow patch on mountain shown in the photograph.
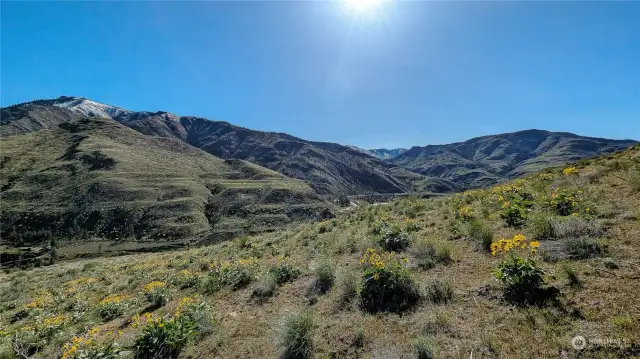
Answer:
[53,97,132,120]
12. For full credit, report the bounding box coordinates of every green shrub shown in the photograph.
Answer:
[359,249,419,313]
[269,256,301,284]
[548,189,583,216]
[528,213,555,240]
[173,270,200,289]
[630,168,640,192]
[405,220,421,233]
[338,271,359,306]
[143,281,169,307]
[561,264,583,288]
[413,240,437,269]
[464,219,493,251]
[278,311,315,359]
[493,255,545,304]
[60,333,120,359]
[9,329,42,358]
[413,240,452,269]
[175,297,215,340]
[491,235,546,305]
[565,237,606,259]
[352,327,364,348]
[413,337,434,359]
[378,225,410,252]
[436,244,453,265]
[500,203,527,228]
[552,217,602,239]
[425,279,454,304]
[603,258,619,270]
[311,260,335,294]
[252,272,278,300]
[133,316,196,359]
[97,295,128,321]
[209,258,258,290]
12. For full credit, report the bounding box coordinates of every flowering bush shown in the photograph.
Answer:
[491,234,545,305]
[548,188,582,216]
[62,328,120,359]
[457,206,474,221]
[97,294,128,321]
[359,248,419,313]
[563,166,579,176]
[499,201,527,228]
[143,281,169,307]
[133,297,213,359]
[172,269,200,289]
[133,315,196,359]
[9,314,71,356]
[208,257,259,291]
[269,256,301,284]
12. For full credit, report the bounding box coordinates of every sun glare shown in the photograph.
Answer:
[344,0,384,12]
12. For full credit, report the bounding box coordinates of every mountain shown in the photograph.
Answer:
[2,97,634,197]
[390,129,637,189]
[0,116,332,246]
[0,97,458,196]
[368,148,407,160]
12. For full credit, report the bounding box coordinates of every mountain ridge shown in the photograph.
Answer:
[391,128,636,188]
[1,96,635,195]
[1,96,458,196]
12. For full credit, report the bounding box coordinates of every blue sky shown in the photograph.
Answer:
[2,1,639,148]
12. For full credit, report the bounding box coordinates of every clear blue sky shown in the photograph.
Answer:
[2,1,639,148]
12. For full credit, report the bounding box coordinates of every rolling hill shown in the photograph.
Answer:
[1,97,458,196]
[0,117,332,247]
[390,129,636,189]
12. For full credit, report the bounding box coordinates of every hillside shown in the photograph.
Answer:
[390,129,636,189]
[0,117,332,251]
[1,144,638,359]
[0,97,458,197]
[368,148,407,160]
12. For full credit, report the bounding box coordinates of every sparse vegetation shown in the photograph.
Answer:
[412,240,452,269]
[425,279,454,304]
[413,336,434,359]
[0,145,638,358]
[565,237,606,259]
[561,264,583,288]
[278,311,315,359]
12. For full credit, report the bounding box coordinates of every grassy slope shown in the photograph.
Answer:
[1,145,639,358]
[0,118,330,251]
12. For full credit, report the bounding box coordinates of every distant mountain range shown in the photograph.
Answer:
[390,130,636,188]
[1,96,636,243]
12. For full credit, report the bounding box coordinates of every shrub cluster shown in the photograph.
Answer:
[359,248,419,313]
[491,234,546,305]
[377,225,410,252]
[96,294,128,321]
[269,256,301,284]
[143,281,169,307]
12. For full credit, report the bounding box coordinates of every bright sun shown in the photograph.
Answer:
[344,0,384,12]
